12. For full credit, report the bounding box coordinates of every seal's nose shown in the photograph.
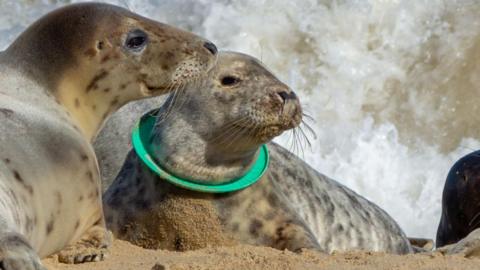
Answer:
[277,91,297,103]
[203,42,218,55]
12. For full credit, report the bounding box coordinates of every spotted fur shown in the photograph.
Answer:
[102,52,411,254]
[0,2,216,269]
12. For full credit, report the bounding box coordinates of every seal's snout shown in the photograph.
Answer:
[203,42,218,55]
[271,88,302,129]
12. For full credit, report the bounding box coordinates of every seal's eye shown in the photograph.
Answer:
[124,29,148,52]
[220,76,240,87]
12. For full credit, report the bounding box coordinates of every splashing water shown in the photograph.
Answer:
[2,0,480,239]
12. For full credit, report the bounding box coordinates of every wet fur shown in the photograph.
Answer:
[437,150,480,247]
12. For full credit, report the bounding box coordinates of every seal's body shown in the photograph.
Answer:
[103,52,411,254]
[267,143,411,253]
[0,3,216,269]
[436,150,480,248]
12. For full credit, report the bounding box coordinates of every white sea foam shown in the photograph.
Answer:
[2,0,480,239]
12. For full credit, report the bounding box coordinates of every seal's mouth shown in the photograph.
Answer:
[233,118,301,143]
[147,84,167,92]
[139,81,169,96]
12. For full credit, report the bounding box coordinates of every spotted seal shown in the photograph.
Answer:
[0,3,217,269]
[102,52,412,254]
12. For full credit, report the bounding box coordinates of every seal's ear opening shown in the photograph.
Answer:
[124,29,149,52]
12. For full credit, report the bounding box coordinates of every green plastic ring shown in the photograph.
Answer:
[131,110,269,193]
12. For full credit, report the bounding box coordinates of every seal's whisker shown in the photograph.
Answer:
[302,112,316,123]
[220,126,246,148]
[226,125,252,150]
[292,129,298,155]
[291,128,304,158]
[215,126,244,145]
[297,125,311,154]
[213,117,250,139]
[286,128,295,154]
[288,127,304,155]
[172,82,190,112]
[231,119,257,152]
[219,120,252,146]
[211,117,251,144]
[153,81,180,122]
[177,76,203,111]
[170,81,185,111]
[300,120,317,140]
[298,125,313,148]
[292,129,302,155]
[172,80,190,113]
[211,124,242,143]
[221,118,257,149]
[288,129,299,155]
[161,81,184,121]
[243,120,260,149]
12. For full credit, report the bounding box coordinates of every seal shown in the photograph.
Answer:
[102,52,412,254]
[436,227,480,257]
[0,2,217,269]
[436,150,480,248]
[95,96,166,192]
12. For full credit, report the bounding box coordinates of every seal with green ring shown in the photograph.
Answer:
[132,110,270,193]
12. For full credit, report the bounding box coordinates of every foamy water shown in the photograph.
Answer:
[2,0,480,239]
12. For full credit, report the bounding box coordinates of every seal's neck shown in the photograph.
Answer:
[5,40,140,142]
[150,110,260,184]
[2,10,133,141]
[54,63,140,141]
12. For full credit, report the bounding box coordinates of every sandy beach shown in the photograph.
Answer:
[42,240,480,270]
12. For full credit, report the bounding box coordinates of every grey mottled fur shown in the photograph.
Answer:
[0,2,217,269]
[97,52,412,254]
[95,97,166,192]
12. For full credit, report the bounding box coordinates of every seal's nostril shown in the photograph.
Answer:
[203,42,218,55]
[277,91,297,102]
[278,91,289,102]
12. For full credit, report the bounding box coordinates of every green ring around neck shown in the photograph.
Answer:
[131,110,270,193]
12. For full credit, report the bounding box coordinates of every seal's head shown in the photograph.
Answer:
[196,52,302,144]
[4,3,217,139]
[150,52,302,183]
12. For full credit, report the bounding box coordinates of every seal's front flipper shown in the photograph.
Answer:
[57,223,112,264]
[437,228,480,258]
[0,233,45,270]
[271,221,321,252]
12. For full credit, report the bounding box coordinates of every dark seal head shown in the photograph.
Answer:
[149,51,301,183]
[3,2,217,140]
[436,150,480,247]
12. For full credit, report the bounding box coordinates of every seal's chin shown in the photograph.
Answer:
[256,126,284,142]
[231,112,303,143]
[249,121,300,143]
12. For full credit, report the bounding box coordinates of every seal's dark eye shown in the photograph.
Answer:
[221,76,240,86]
[125,29,148,51]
